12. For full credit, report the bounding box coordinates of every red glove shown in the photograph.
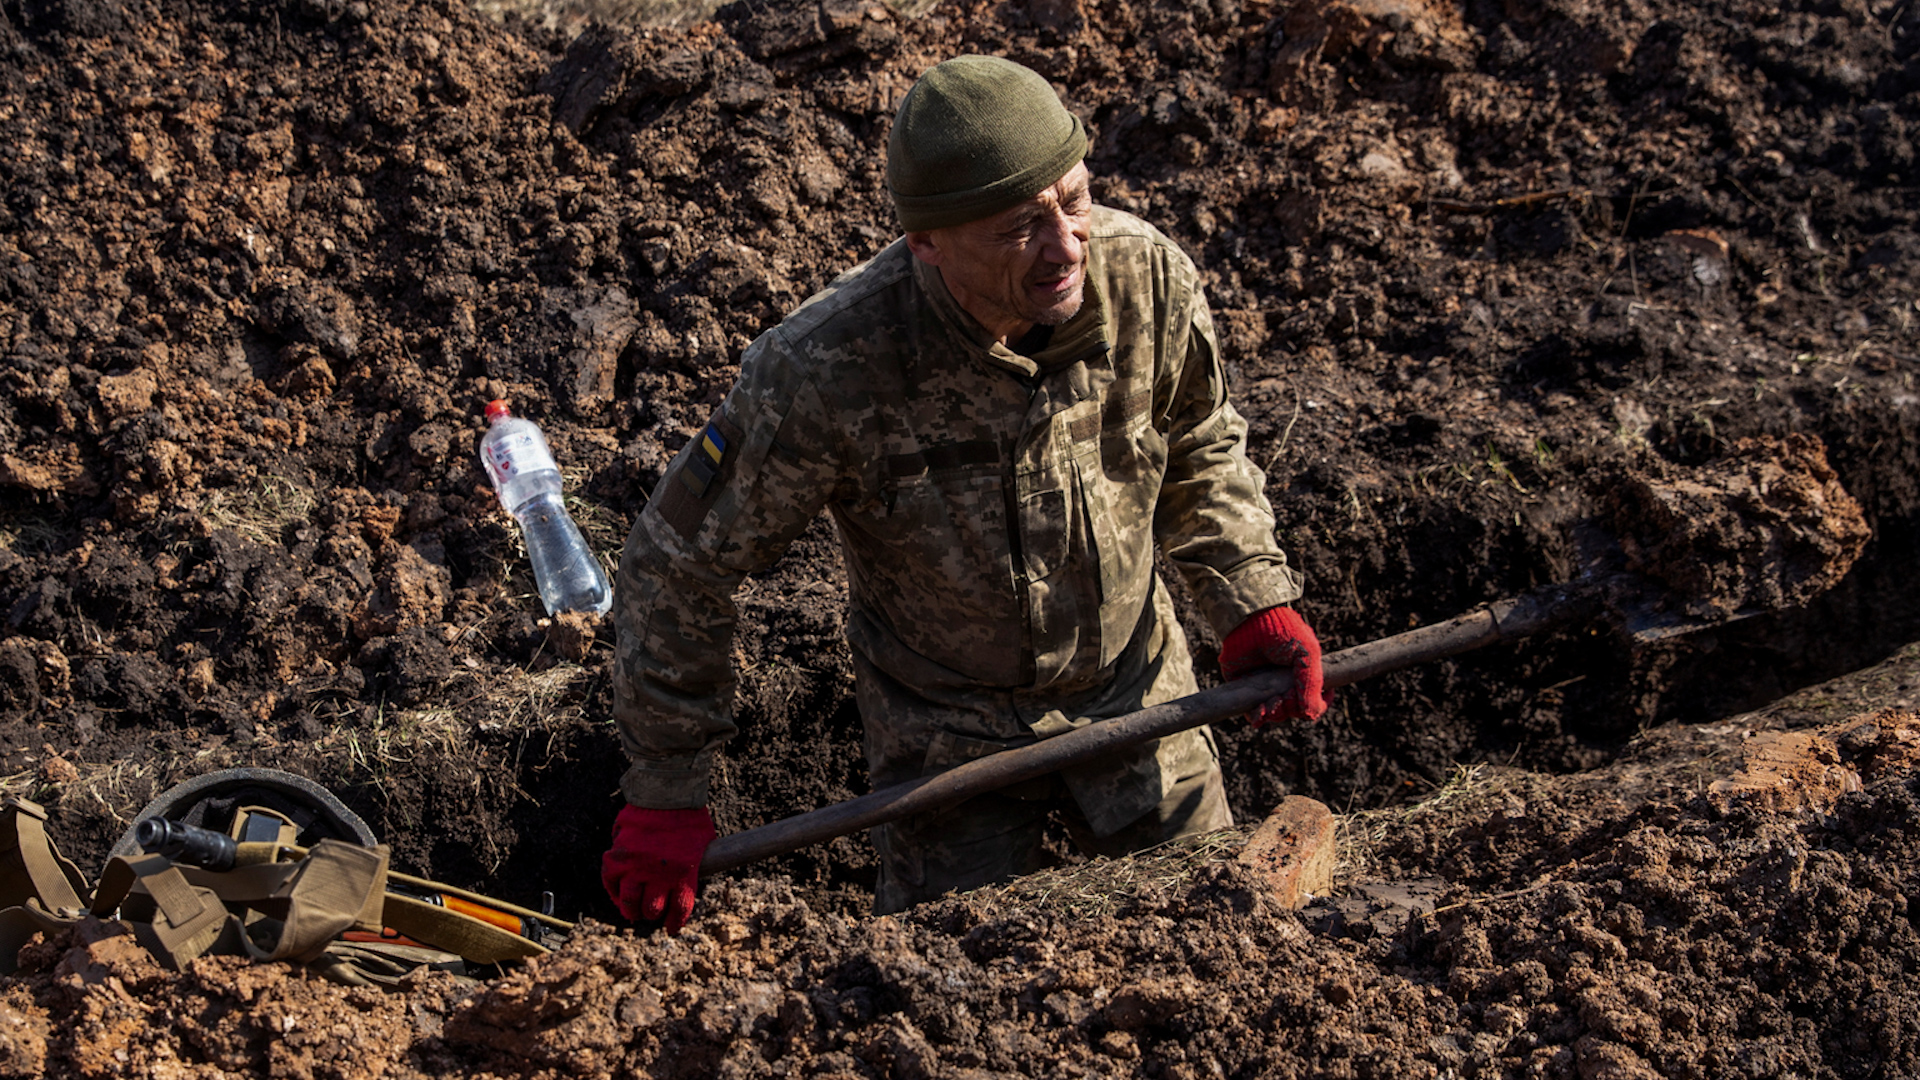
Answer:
[601,804,716,932]
[1218,606,1328,726]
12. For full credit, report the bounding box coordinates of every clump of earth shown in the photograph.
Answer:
[1,0,1918,1075]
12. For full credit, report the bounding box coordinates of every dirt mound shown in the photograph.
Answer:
[1602,432,1870,620]
[2,0,1920,1072]
[5,676,1920,1078]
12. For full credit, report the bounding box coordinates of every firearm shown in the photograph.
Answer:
[134,816,239,871]
[387,883,551,944]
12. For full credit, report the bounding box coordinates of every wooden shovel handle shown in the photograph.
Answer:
[701,586,1587,875]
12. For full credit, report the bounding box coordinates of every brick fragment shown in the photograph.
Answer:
[1236,795,1336,909]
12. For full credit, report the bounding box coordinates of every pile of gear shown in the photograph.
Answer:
[0,768,569,987]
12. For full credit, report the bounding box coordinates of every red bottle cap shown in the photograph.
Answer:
[484,399,512,422]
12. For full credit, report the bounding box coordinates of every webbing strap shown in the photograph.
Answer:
[238,840,389,964]
[94,853,235,970]
[310,941,468,988]
[139,860,208,927]
[382,893,544,964]
[190,844,551,962]
[179,859,302,901]
[132,900,235,971]
[0,799,88,915]
[91,854,155,916]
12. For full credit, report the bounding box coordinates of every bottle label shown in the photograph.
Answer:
[483,430,558,483]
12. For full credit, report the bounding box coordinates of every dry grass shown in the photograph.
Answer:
[332,704,469,787]
[307,660,596,780]
[979,826,1256,921]
[198,473,317,546]
[1334,763,1503,883]
[0,748,231,838]
[953,764,1515,921]
[477,662,598,732]
[562,463,627,579]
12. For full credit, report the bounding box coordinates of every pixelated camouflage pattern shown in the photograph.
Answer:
[613,206,1303,831]
[869,712,1234,914]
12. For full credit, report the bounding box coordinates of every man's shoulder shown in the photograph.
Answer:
[777,238,917,345]
[1090,205,1182,248]
[735,238,917,392]
[1088,205,1200,289]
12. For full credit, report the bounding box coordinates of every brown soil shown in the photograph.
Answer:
[2,0,1919,1075]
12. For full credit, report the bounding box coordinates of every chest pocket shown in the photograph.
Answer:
[849,441,1013,629]
[1074,389,1168,666]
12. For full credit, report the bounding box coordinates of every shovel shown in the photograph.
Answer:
[699,574,1725,875]
[686,431,1868,875]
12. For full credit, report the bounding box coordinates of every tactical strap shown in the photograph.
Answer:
[0,798,89,916]
[0,799,564,981]
[93,853,234,970]
[179,840,390,963]
[310,940,468,988]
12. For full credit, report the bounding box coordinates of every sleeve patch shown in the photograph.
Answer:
[655,412,746,540]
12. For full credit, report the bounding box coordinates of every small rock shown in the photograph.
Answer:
[1236,795,1336,909]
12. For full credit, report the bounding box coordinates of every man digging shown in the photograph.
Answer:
[604,55,1327,928]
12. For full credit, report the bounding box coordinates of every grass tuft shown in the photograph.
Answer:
[0,503,70,555]
[1335,763,1496,882]
[199,473,317,545]
[973,826,1255,921]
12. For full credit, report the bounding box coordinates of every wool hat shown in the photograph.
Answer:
[886,55,1089,232]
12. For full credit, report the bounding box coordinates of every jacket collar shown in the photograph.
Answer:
[912,254,1113,381]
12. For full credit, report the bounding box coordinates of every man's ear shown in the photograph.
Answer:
[904,230,945,267]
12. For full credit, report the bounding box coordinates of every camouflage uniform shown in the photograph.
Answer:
[613,206,1303,911]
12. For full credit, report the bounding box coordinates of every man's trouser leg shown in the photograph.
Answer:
[1063,738,1234,858]
[870,735,1234,914]
[871,788,1058,916]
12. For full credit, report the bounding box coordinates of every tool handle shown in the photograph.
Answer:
[701,588,1580,875]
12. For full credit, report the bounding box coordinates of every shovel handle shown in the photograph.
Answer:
[700,586,1584,875]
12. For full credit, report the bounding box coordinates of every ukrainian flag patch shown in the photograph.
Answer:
[658,411,743,540]
[677,423,730,498]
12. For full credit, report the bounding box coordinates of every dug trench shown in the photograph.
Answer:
[1,0,1919,1074]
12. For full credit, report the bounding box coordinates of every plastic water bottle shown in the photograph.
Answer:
[478,400,613,616]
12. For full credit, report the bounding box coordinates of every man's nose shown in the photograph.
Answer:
[1038,211,1086,265]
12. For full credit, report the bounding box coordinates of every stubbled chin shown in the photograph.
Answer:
[1033,285,1085,326]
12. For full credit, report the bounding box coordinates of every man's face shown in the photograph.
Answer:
[907,163,1094,346]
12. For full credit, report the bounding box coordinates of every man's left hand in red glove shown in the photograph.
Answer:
[1218,605,1328,726]
[601,804,716,933]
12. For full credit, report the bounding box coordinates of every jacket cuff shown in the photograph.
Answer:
[1195,561,1305,643]
[619,761,711,809]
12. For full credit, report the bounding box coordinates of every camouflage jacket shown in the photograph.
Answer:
[612,207,1303,833]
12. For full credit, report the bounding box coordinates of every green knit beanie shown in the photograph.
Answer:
[887,55,1089,232]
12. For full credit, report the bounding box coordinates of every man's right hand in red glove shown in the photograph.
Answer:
[1218,605,1328,727]
[601,804,716,933]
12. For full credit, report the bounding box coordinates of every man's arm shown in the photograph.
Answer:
[1152,276,1304,638]
[611,337,846,809]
